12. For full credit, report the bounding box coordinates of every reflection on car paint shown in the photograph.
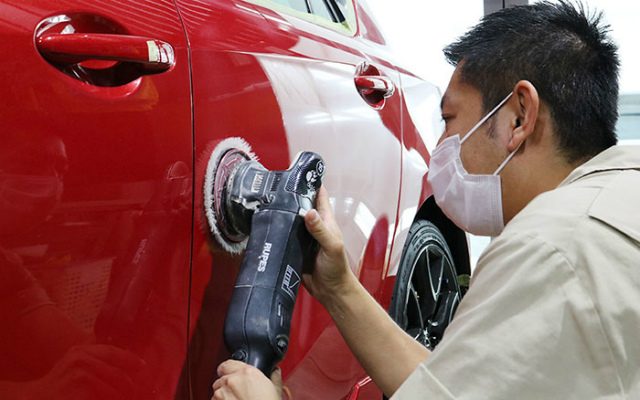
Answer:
[1,0,450,398]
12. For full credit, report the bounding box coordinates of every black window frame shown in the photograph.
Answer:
[307,0,346,23]
[484,0,528,15]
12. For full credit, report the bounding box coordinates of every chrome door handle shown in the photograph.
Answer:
[37,33,175,72]
[354,75,395,98]
[354,62,396,109]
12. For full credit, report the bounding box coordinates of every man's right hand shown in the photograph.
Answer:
[302,186,429,398]
[303,186,356,305]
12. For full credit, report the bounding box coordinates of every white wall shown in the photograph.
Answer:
[366,0,640,94]
[364,0,484,92]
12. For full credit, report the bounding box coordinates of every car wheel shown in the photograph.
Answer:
[389,220,464,351]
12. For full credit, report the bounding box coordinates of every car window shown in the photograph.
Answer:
[270,0,308,13]
[245,0,357,36]
[308,0,334,21]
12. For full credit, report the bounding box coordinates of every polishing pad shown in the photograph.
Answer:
[203,137,257,254]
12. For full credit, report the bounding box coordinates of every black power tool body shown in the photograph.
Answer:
[209,147,324,376]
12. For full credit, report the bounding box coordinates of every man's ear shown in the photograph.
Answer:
[507,80,539,152]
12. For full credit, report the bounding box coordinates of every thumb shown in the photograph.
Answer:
[270,367,283,396]
[270,367,282,385]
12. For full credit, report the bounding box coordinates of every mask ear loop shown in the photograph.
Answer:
[460,92,514,145]
[494,140,523,175]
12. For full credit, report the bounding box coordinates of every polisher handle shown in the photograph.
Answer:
[285,151,325,196]
[223,208,316,375]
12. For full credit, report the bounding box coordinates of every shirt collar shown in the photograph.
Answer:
[559,145,640,187]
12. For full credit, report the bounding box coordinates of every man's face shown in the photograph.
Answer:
[439,67,512,176]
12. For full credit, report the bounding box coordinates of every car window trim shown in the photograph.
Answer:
[243,0,357,36]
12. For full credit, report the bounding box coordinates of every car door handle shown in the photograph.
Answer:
[354,76,395,98]
[354,61,396,110]
[36,33,175,72]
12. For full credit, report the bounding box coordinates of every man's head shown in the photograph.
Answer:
[438,0,620,224]
[445,0,619,163]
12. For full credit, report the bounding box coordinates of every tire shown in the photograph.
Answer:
[389,220,464,350]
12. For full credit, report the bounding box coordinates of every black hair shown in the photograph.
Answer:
[444,0,619,163]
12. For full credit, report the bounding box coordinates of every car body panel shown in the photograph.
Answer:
[388,73,443,278]
[251,16,403,400]
[0,1,192,398]
[172,2,294,398]
[1,1,451,399]
[175,1,408,398]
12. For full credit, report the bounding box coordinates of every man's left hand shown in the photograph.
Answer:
[212,360,282,400]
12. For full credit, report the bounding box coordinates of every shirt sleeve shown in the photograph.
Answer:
[392,232,620,400]
[391,362,456,399]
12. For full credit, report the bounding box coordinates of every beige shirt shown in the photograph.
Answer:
[392,145,640,399]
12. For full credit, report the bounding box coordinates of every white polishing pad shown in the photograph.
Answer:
[203,137,256,254]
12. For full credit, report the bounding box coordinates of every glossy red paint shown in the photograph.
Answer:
[1,0,456,399]
[0,1,192,398]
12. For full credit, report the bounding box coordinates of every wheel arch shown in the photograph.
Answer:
[413,196,471,276]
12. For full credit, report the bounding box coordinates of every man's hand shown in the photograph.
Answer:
[303,186,355,305]
[302,186,429,397]
[212,360,282,400]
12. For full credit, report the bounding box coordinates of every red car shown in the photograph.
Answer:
[0,0,469,398]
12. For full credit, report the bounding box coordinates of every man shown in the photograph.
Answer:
[212,1,640,398]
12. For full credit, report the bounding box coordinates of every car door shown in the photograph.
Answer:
[250,4,405,399]
[174,0,403,398]
[0,2,192,399]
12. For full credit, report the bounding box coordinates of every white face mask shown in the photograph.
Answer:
[427,92,522,237]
